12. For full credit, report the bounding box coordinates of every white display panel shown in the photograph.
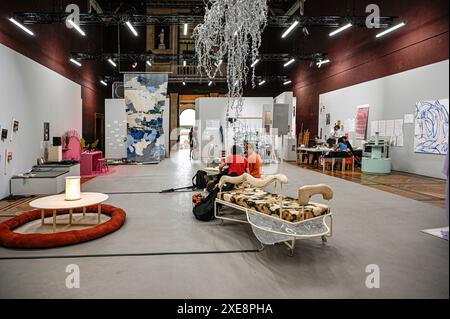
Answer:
[105,99,127,159]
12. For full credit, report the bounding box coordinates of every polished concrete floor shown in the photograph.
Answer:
[0,150,448,298]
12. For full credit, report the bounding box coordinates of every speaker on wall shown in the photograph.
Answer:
[53,137,62,146]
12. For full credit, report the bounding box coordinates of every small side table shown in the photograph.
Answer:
[30,193,109,232]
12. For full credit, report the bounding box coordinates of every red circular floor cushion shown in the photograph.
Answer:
[0,204,126,249]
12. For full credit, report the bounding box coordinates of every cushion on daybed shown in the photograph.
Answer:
[217,187,330,223]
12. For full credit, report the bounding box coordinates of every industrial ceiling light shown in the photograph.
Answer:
[68,19,86,36]
[282,20,299,39]
[329,23,352,37]
[108,58,117,67]
[182,81,186,86]
[376,22,406,38]
[258,80,266,86]
[284,58,295,67]
[69,58,82,67]
[183,60,187,67]
[251,59,260,68]
[100,80,108,86]
[283,80,292,85]
[317,59,331,68]
[125,21,138,37]
[208,81,213,86]
[8,17,34,36]
[183,23,188,36]
[146,60,152,67]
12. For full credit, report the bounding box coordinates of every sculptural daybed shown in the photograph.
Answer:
[215,173,334,255]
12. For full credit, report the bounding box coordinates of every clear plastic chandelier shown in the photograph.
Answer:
[194,0,268,120]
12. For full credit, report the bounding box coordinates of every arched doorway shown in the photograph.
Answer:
[179,108,195,150]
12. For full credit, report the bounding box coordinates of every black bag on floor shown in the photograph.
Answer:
[192,170,208,189]
[193,188,220,221]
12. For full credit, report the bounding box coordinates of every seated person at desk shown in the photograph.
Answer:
[333,137,352,153]
[326,125,341,146]
[219,145,248,176]
[342,136,362,167]
[310,136,324,167]
[246,144,262,178]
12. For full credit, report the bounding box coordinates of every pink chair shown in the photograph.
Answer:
[96,158,109,173]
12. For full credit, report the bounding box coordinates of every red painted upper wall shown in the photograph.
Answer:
[292,0,449,136]
[0,0,107,142]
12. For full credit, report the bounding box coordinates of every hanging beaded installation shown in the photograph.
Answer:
[194,0,268,122]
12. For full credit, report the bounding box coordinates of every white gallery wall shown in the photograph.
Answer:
[195,97,273,158]
[105,99,127,159]
[319,60,449,178]
[0,43,82,199]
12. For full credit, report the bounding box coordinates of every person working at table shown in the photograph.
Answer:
[333,137,351,153]
[246,143,262,178]
[327,125,341,146]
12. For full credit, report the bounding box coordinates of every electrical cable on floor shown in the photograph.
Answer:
[0,248,262,260]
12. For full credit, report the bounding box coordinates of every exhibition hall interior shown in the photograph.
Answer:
[0,0,448,299]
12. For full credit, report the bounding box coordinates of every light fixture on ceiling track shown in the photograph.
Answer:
[69,58,82,67]
[184,23,188,36]
[376,22,406,38]
[125,21,138,37]
[108,58,117,67]
[282,20,299,39]
[183,60,187,67]
[258,80,266,86]
[302,26,310,36]
[182,81,186,86]
[283,80,292,85]
[100,80,108,86]
[329,23,352,37]
[316,59,331,68]
[8,17,34,36]
[284,58,295,67]
[146,60,152,67]
[67,19,86,36]
[251,59,260,68]
[208,81,213,86]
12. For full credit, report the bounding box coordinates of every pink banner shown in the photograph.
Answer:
[355,105,370,140]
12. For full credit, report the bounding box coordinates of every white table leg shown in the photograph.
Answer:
[53,210,57,232]
[69,209,73,225]
[97,204,101,224]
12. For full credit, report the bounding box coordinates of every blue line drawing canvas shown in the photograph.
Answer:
[414,99,449,155]
[125,73,168,163]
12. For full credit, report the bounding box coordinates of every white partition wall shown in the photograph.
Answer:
[105,99,127,159]
[195,97,273,159]
[318,60,449,178]
[0,43,82,199]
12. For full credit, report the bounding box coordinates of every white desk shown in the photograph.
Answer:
[30,193,109,232]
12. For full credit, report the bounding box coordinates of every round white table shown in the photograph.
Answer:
[29,193,109,232]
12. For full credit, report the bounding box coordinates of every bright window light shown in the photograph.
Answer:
[329,23,352,37]
[125,21,138,37]
[9,18,34,36]
[108,58,117,67]
[68,19,86,36]
[100,80,108,86]
[283,80,292,85]
[69,58,82,67]
[284,58,295,67]
[282,20,299,39]
[251,59,260,68]
[376,22,406,38]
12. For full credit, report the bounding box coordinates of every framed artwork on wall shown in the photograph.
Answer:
[1,128,8,140]
[43,122,50,141]
[13,120,19,132]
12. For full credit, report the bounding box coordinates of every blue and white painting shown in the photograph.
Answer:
[414,99,449,155]
[125,73,168,162]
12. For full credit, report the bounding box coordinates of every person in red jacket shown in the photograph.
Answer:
[219,145,248,176]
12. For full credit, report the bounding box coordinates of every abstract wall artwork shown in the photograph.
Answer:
[414,99,449,155]
[355,105,370,140]
[125,73,168,163]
